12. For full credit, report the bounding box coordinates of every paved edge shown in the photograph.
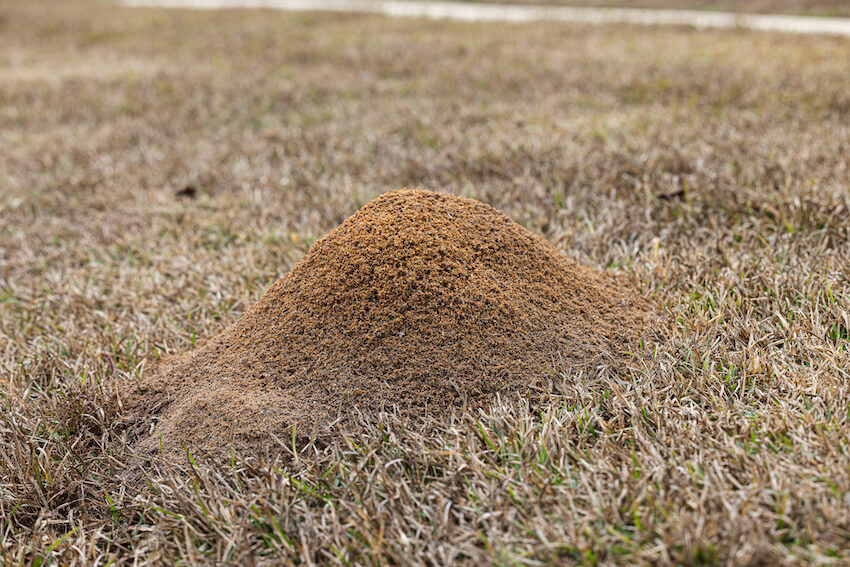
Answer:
[120,0,850,36]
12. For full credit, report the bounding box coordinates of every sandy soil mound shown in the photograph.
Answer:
[125,189,653,458]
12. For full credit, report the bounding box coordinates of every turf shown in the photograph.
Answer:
[433,0,850,17]
[1,1,849,564]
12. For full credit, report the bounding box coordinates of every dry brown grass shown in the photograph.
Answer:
[1,1,849,564]
[444,0,850,17]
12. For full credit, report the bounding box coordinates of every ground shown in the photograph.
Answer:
[456,0,850,16]
[1,0,849,564]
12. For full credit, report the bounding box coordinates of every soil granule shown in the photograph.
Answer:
[125,189,654,458]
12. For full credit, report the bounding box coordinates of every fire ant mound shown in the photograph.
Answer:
[125,189,654,459]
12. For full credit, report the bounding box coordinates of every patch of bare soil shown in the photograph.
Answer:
[124,190,654,459]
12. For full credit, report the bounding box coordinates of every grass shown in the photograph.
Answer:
[424,0,850,17]
[1,0,849,564]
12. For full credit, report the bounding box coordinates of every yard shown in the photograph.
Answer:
[1,0,849,563]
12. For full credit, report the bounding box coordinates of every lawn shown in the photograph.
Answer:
[448,0,850,17]
[1,0,849,564]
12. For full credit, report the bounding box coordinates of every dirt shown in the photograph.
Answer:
[123,189,654,459]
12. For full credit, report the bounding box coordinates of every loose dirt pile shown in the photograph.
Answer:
[125,189,654,458]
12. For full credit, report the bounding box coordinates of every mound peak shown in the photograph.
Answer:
[126,189,653,458]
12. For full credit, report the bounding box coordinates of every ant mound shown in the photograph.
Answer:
[125,189,653,459]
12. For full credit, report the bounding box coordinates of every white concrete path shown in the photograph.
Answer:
[120,0,850,37]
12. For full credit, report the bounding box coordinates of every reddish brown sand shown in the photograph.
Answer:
[125,189,653,459]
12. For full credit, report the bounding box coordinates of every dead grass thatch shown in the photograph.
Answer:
[1,1,849,564]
